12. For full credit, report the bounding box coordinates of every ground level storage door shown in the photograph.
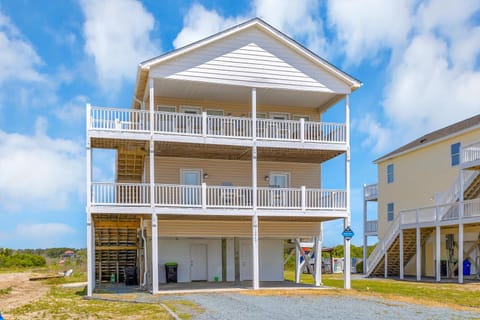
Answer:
[190,244,208,281]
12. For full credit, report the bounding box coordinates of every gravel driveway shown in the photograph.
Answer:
[172,293,479,320]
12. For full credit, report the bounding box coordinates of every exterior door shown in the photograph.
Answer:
[269,173,289,207]
[240,241,252,280]
[190,244,208,281]
[181,170,201,205]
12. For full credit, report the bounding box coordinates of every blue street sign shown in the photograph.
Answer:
[342,226,355,240]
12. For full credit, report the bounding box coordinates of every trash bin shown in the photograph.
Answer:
[165,262,178,283]
[463,259,471,276]
[125,266,138,285]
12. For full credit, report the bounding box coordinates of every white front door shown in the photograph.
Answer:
[190,244,208,281]
[181,169,201,205]
[240,241,252,281]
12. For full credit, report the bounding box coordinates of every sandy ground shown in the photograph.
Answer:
[0,272,49,313]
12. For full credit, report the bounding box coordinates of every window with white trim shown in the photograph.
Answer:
[451,142,460,166]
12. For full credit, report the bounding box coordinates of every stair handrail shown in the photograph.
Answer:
[437,171,479,221]
[366,213,401,276]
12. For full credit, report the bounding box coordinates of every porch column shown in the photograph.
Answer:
[295,241,301,283]
[251,87,260,290]
[416,227,421,281]
[86,107,95,297]
[344,94,351,289]
[314,223,323,286]
[399,229,404,280]
[384,251,388,278]
[458,223,464,284]
[152,214,159,293]
[435,225,441,282]
[363,185,367,274]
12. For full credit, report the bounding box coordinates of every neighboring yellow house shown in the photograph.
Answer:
[364,114,480,282]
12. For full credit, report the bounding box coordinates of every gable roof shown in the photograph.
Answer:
[133,17,362,106]
[374,114,480,163]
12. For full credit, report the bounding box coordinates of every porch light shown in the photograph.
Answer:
[203,173,209,179]
[264,175,270,182]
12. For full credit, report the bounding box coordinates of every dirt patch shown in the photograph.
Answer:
[0,272,50,313]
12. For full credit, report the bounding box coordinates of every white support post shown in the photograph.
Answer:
[251,87,259,290]
[435,225,441,282]
[202,111,207,137]
[344,95,351,290]
[416,227,421,281]
[301,186,306,212]
[384,251,388,278]
[458,223,464,284]
[86,106,94,296]
[400,229,404,280]
[314,223,323,286]
[152,214,159,293]
[363,184,367,274]
[149,78,154,131]
[295,241,301,283]
[201,182,207,210]
[300,118,305,143]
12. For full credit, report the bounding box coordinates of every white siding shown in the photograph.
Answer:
[150,28,350,94]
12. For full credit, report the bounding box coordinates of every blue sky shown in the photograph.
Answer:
[0,0,479,249]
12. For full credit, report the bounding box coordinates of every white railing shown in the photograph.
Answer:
[91,183,347,211]
[365,220,378,234]
[206,186,252,208]
[364,183,378,200]
[89,107,150,131]
[90,108,347,144]
[464,198,480,218]
[306,189,346,209]
[155,184,202,207]
[435,171,478,206]
[304,122,346,143]
[206,115,252,138]
[91,183,150,205]
[462,141,480,164]
[366,214,401,275]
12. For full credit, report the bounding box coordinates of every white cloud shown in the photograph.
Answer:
[0,11,46,84]
[80,0,160,91]
[13,223,76,248]
[0,118,84,211]
[173,0,327,55]
[327,0,414,65]
[173,4,243,49]
[55,95,88,124]
[354,115,392,154]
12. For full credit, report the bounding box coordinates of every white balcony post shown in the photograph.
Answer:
[152,214,159,294]
[314,223,323,286]
[149,78,154,132]
[300,118,305,143]
[202,182,207,210]
[416,227,421,281]
[251,87,259,290]
[399,229,404,279]
[295,240,301,283]
[202,111,207,137]
[301,186,306,212]
[384,251,388,278]
[458,223,464,284]
[435,225,441,282]
[363,184,367,274]
[86,211,94,296]
[344,94,351,289]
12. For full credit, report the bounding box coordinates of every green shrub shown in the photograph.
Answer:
[0,253,46,268]
[356,260,364,273]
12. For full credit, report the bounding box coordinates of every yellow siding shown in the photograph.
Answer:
[377,128,480,239]
[152,96,321,121]
[146,156,321,188]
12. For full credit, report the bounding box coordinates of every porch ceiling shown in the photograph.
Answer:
[91,138,147,150]
[152,78,342,112]
[154,141,343,163]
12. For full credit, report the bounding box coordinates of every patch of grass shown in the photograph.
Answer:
[163,300,204,319]
[284,270,480,310]
[0,286,12,295]
[10,286,172,319]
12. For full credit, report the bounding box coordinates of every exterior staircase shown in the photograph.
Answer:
[369,228,434,277]
[116,148,146,182]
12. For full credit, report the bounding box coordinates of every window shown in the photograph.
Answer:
[293,115,310,121]
[451,142,461,166]
[157,105,176,113]
[269,112,290,120]
[206,109,224,116]
[387,203,394,221]
[387,164,394,184]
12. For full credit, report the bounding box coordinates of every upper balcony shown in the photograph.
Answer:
[363,183,378,201]
[461,140,480,170]
[87,106,347,152]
